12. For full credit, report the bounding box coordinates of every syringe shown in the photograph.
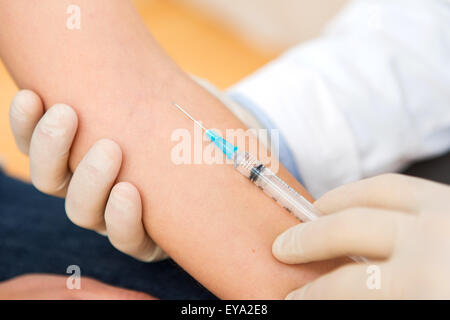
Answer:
[173,103,367,263]
[173,102,321,222]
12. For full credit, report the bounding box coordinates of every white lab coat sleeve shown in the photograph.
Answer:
[227,0,450,198]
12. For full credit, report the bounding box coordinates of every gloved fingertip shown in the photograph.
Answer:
[272,224,308,264]
[39,104,78,138]
[82,139,122,176]
[96,229,108,236]
[271,233,285,258]
[285,285,309,300]
[11,90,42,116]
[140,246,169,263]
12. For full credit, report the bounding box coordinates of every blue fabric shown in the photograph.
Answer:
[0,170,216,300]
[228,92,304,185]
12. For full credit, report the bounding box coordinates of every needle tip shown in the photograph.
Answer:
[171,102,207,131]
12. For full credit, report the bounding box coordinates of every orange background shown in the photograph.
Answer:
[0,0,279,180]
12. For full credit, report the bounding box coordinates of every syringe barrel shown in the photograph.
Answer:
[233,152,322,222]
[233,151,368,264]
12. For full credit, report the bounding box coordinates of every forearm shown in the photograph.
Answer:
[0,0,337,298]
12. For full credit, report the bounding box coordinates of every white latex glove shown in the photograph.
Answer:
[9,89,167,262]
[272,174,450,299]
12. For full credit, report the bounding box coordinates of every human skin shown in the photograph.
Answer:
[0,0,340,298]
[0,274,153,300]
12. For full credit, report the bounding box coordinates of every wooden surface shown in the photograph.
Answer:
[0,0,278,180]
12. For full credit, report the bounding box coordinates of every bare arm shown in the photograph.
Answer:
[0,0,338,298]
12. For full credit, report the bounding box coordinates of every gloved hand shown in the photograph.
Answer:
[9,90,166,262]
[272,174,450,299]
